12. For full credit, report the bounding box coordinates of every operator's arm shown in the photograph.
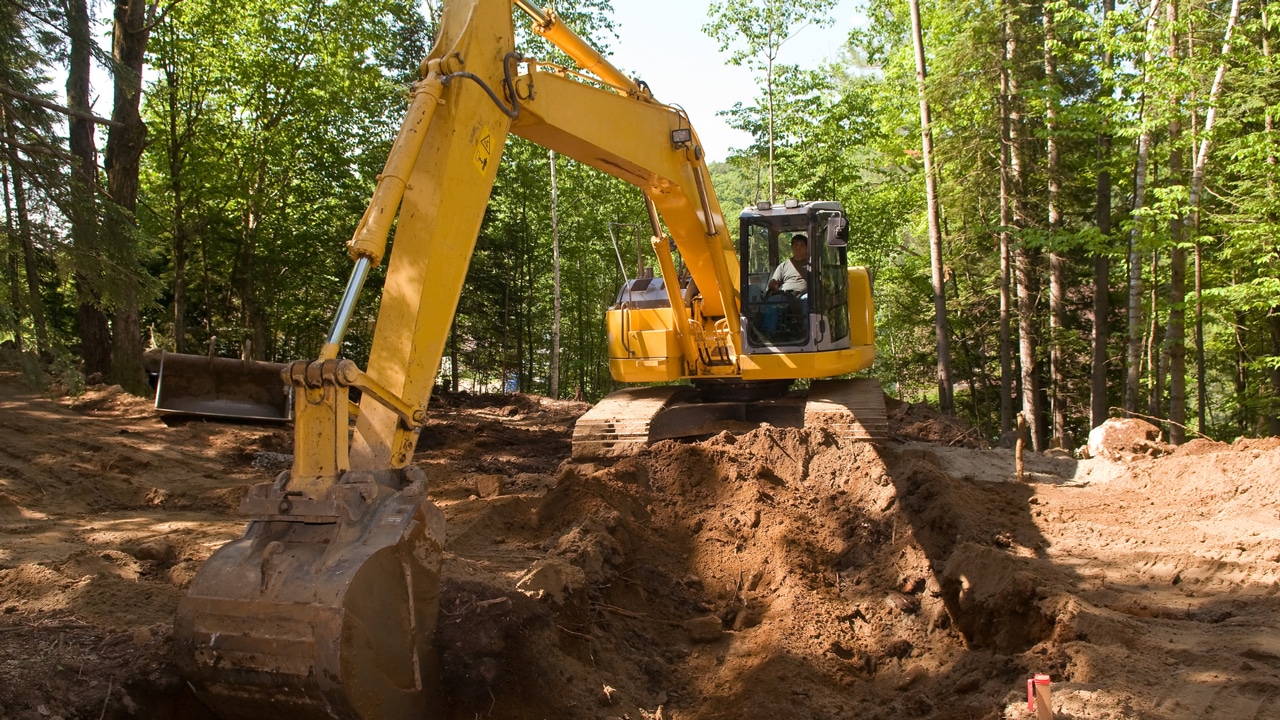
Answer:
[767,262,786,294]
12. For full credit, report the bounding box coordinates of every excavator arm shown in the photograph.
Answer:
[323,0,747,476]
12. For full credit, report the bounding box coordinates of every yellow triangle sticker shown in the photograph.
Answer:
[473,126,493,174]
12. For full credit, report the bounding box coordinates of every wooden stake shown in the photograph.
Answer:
[1016,414,1027,482]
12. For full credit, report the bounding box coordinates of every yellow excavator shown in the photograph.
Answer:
[174,1,884,718]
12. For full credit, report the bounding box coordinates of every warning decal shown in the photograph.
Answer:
[473,126,493,174]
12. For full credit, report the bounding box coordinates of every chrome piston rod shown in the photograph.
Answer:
[320,256,372,360]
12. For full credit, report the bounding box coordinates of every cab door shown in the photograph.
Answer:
[811,209,851,350]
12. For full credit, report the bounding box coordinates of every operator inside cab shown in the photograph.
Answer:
[767,234,810,299]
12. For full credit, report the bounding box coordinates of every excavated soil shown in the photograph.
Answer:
[0,366,1279,720]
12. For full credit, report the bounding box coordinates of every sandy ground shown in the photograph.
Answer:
[0,366,1278,720]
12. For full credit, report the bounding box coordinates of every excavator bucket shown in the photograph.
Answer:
[174,467,445,720]
[154,350,292,421]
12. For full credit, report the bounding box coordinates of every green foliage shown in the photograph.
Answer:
[703,0,840,71]
[705,0,841,200]
[2,0,1278,438]
[139,0,425,360]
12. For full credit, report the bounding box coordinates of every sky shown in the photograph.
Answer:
[605,0,864,163]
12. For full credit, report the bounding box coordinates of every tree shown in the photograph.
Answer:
[65,0,111,377]
[549,149,561,398]
[1,0,59,356]
[703,0,838,202]
[1091,0,1115,430]
[103,0,160,394]
[908,0,954,414]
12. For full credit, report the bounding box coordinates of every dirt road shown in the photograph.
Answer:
[0,368,1278,719]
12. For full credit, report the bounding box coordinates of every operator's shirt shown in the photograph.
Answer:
[770,258,809,295]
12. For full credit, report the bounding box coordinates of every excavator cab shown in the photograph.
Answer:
[739,200,851,351]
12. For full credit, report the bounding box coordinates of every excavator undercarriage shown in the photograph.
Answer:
[573,378,887,459]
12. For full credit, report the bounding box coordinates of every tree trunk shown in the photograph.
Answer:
[1127,0,1162,415]
[236,165,268,360]
[1191,12,1207,436]
[103,0,154,394]
[66,0,111,377]
[1264,5,1279,437]
[1181,0,1242,433]
[1270,308,1280,436]
[511,218,521,391]
[1,146,23,350]
[1166,0,1186,443]
[549,150,561,399]
[14,162,47,354]
[909,0,954,414]
[1016,248,1042,450]
[164,44,188,354]
[1168,244,1186,441]
[450,319,459,392]
[1005,1,1043,451]
[2,107,47,353]
[1235,309,1248,434]
[1195,243,1205,431]
[999,29,1014,437]
[767,37,775,203]
[1148,250,1163,420]
[1091,0,1115,429]
[1045,4,1066,446]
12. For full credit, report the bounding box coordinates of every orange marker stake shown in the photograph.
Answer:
[1026,674,1052,720]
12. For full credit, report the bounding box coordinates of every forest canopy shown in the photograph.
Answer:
[1,0,1277,446]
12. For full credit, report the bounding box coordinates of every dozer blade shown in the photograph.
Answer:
[155,350,292,421]
[572,379,887,460]
[174,468,445,720]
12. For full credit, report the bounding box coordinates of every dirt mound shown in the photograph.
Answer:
[1109,435,1280,509]
[429,427,1062,719]
[1233,436,1280,452]
[425,418,1280,720]
[4,367,1280,720]
[1173,437,1229,456]
[889,399,987,449]
[0,551,181,631]
[430,388,590,417]
[0,492,44,522]
[63,383,155,419]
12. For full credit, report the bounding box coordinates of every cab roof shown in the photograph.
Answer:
[737,200,842,220]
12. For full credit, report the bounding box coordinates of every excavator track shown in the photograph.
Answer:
[803,378,889,442]
[572,386,692,459]
[572,379,887,460]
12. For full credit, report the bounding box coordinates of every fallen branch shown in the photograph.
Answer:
[590,602,685,628]
[97,679,113,720]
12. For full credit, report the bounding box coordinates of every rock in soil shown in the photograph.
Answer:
[684,615,725,643]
